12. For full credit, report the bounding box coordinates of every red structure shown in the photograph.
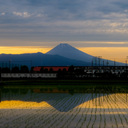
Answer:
[33,66,69,72]
[33,67,42,72]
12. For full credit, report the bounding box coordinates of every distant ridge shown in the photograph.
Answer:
[0,52,91,68]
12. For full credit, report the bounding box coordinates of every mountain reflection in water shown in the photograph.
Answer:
[0,88,128,128]
[0,88,128,111]
[0,88,105,111]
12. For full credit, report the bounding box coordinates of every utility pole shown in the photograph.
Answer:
[103,60,104,66]
[126,56,128,71]
[30,60,32,78]
[92,60,93,67]
[126,56,128,66]
[9,60,11,72]
[107,60,109,66]
[98,56,102,66]
[114,59,116,67]
[95,57,97,66]
[30,60,32,69]
[126,60,127,67]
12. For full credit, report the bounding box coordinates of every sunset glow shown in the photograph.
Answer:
[0,46,128,63]
[78,47,128,63]
[0,46,52,54]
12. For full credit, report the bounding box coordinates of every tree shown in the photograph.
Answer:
[68,65,74,72]
[40,67,44,73]
[30,67,34,73]
[43,68,48,73]
[49,68,53,72]
[20,65,29,73]
[11,66,20,73]
[2,67,10,73]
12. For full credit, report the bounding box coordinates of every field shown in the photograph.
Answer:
[0,92,128,128]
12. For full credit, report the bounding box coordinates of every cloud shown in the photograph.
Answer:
[13,11,31,18]
[0,0,128,46]
[1,12,5,16]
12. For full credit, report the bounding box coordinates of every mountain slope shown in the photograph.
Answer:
[47,43,125,66]
[47,43,93,62]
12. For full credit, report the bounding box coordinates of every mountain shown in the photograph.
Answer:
[47,43,125,66]
[47,43,93,62]
[0,52,91,68]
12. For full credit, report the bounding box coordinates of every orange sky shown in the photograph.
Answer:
[78,47,128,63]
[0,46,128,63]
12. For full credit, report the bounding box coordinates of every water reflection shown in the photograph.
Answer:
[0,88,128,128]
[0,88,128,111]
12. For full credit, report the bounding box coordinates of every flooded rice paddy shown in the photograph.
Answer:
[0,88,128,128]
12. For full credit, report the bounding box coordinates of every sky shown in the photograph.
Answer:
[0,0,128,61]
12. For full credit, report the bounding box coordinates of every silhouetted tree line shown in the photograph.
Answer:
[0,65,29,73]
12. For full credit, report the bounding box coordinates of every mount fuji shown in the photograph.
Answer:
[47,43,124,66]
[47,43,93,62]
